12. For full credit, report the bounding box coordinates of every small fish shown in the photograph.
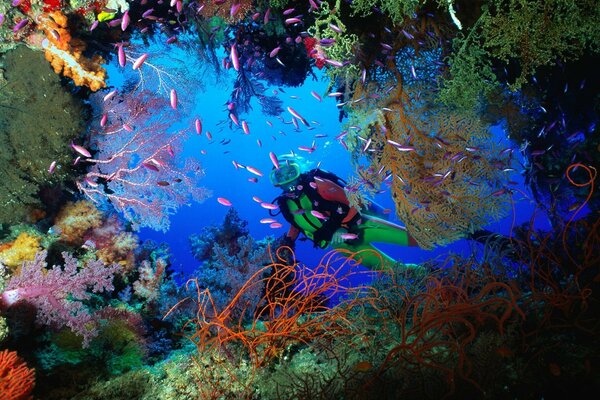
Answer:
[285,17,302,25]
[121,10,130,31]
[117,44,126,67]
[269,222,283,229]
[252,196,262,203]
[142,8,154,18]
[142,162,159,172]
[248,177,258,183]
[329,23,343,33]
[123,123,134,132]
[103,89,117,102]
[217,197,232,207]
[310,210,327,219]
[310,91,322,102]
[157,180,170,186]
[100,113,108,127]
[260,218,276,224]
[206,131,213,140]
[132,53,149,70]
[269,152,280,169]
[282,8,296,15]
[263,7,271,24]
[256,139,262,147]
[70,142,91,158]
[170,89,178,110]
[48,161,56,174]
[230,44,240,71]
[242,120,250,134]
[230,113,239,126]
[13,19,28,32]
[269,46,281,58]
[195,119,202,135]
[246,166,263,176]
[260,202,279,210]
[340,233,358,240]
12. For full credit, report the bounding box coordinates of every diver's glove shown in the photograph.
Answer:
[331,228,348,245]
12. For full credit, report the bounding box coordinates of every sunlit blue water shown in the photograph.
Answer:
[103,32,545,282]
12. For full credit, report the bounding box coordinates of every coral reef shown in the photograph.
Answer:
[37,11,106,91]
[0,46,84,225]
[0,251,120,345]
[0,349,35,400]
[345,75,512,248]
[0,232,42,272]
[53,201,103,246]
[188,209,272,322]
[77,90,211,231]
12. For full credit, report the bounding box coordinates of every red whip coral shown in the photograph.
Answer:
[0,349,35,400]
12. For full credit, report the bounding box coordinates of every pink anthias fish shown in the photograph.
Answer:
[246,165,263,177]
[310,210,327,220]
[48,161,56,174]
[70,142,91,158]
[170,89,177,110]
[260,218,277,224]
[269,152,279,169]
[260,202,279,210]
[340,233,359,240]
[195,118,202,135]
[132,53,148,70]
[252,196,262,203]
[241,120,250,134]
[230,44,240,71]
[269,222,283,229]
[121,10,130,31]
[217,197,232,206]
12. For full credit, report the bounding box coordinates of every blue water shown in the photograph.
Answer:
[104,32,544,280]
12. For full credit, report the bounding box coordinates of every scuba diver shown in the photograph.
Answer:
[269,154,419,271]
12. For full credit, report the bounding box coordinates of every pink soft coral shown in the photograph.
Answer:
[0,251,119,346]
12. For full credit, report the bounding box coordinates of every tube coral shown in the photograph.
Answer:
[36,11,106,91]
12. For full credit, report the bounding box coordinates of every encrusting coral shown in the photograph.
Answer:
[54,200,103,245]
[0,232,42,272]
[36,11,106,91]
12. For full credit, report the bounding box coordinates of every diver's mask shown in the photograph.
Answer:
[270,162,301,188]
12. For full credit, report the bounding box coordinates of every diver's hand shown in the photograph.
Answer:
[331,228,349,245]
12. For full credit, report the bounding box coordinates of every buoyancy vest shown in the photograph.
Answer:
[274,169,360,248]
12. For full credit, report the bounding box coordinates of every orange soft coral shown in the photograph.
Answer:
[36,11,106,91]
[0,232,42,272]
[54,200,103,245]
[0,349,35,400]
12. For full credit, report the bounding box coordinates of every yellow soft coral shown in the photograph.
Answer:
[54,200,103,245]
[0,232,42,271]
[36,11,106,91]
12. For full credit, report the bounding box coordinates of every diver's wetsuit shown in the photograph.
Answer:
[274,169,417,270]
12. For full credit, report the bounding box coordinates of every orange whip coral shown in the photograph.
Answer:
[0,349,35,400]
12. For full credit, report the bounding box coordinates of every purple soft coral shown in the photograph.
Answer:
[0,251,120,346]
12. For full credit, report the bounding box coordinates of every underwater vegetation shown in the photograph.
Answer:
[0,0,598,399]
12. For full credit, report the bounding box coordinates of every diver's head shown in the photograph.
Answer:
[269,153,312,190]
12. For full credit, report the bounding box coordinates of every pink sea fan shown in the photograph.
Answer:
[0,251,120,346]
[77,90,211,231]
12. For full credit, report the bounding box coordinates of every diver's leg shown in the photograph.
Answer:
[360,215,413,246]
[331,241,396,271]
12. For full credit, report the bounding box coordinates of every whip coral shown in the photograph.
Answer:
[0,349,35,400]
[36,11,106,91]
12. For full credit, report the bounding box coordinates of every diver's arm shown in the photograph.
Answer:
[286,225,300,241]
